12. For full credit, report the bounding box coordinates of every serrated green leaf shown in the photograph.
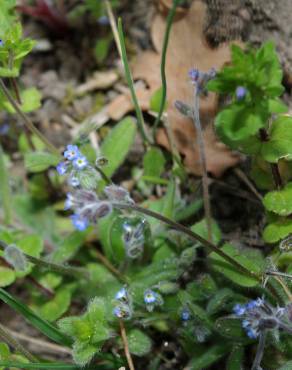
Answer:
[210,244,262,287]
[127,329,152,356]
[263,218,292,243]
[263,182,292,216]
[25,151,60,173]
[101,117,137,177]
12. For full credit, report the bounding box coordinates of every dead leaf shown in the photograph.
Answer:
[75,71,119,96]
[109,0,240,177]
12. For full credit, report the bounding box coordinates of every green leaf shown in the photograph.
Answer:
[0,145,12,224]
[94,36,112,64]
[101,117,137,178]
[0,362,109,369]
[24,151,60,173]
[150,87,167,113]
[72,342,99,366]
[191,218,222,245]
[206,288,234,315]
[3,88,41,113]
[187,344,229,370]
[0,288,72,346]
[143,147,166,178]
[161,179,176,219]
[268,98,288,114]
[210,243,263,287]
[0,267,15,287]
[263,182,292,216]
[279,361,292,370]
[226,346,244,370]
[51,231,88,263]
[243,116,292,162]
[127,329,152,356]
[215,317,246,340]
[39,286,72,322]
[263,217,292,243]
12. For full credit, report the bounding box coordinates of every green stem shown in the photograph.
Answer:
[113,203,261,281]
[117,18,152,147]
[0,145,12,224]
[0,323,36,362]
[0,79,60,156]
[153,0,180,132]
[0,241,89,280]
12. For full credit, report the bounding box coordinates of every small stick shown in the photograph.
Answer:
[104,0,122,61]
[119,320,135,370]
[0,323,36,362]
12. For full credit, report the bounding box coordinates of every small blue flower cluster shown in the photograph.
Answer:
[233,298,288,339]
[56,145,89,188]
[143,289,163,312]
[188,67,216,95]
[113,287,133,320]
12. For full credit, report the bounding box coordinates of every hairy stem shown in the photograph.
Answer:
[0,323,36,362]
[0,79,60,156]
[113,203,261,281]
[251,331,266,370]
[0,240,89,280]
[193,90,213,242]
[119,320,135,370]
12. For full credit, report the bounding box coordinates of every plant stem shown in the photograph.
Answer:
[0,79,60,156]
[251,331,266,370]
[96,166,113,185]
[119,320,135,370]
[270,163,283,189]
[0,240,89,280]
[0,144,12,225]
[153,0,180,133]
[266,270,292,279]
[113,203,261,281]
[0,323,36,362]
[193,90,213,242]
[117,18,152,147]
[92,246,129,283]
[10,77,22,105]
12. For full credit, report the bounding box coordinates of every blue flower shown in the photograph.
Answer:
[98,15,109,25]
[0,39,4,47]
[115,287,128,301]
[68,176,80,187]
[236,86,247,100]
[70,214,89,231]
[64,145,80,161]
[144,289,157,304]
[64,193,74,210]
[72,155,88,170]
[246,328,258,339]
[233,304,246,316]
[181,308,191,322]
[189,68,200,82]
[56,162,67,175]
[113,303,132,320]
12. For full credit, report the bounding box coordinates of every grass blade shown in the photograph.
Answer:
[0,288,72,346]
[117,18,151,146]
[0,362,111,369]
[153,0,181,131]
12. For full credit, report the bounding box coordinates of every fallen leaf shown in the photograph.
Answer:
[75,70,119,96]
[109,0,241,177]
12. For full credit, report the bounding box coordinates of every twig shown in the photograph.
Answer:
[5,328,71,355]
[192,90,213,242]
[233,167,263,201]
[0,323,36,362]
[113,202,261,282]
[0,79,60,156]
[93,246,128,283]
[119,320,135,370]
[104,0,122,60]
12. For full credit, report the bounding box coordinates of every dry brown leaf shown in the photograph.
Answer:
[109,0,240,177]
